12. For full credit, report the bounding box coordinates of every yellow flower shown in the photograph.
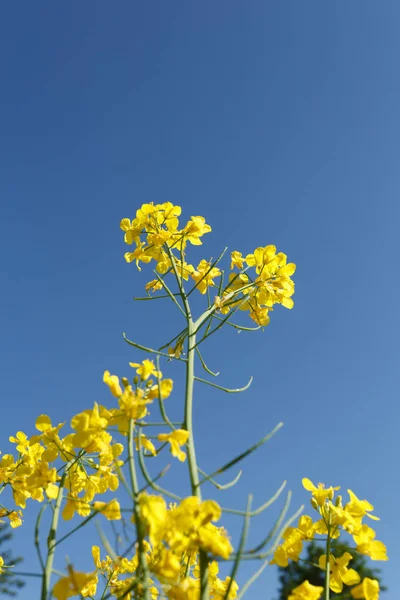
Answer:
[149,547,181,582]
[120,218,143,245]
[93,499,121,521]
[103,371,122,397]
[8,510,23,528]
[181,216,212,246]
[245,245,277,272]
[129,359,161,381]
[345,490,379,522]
[137,493,167,546]
[191,260,221,294]
[302,478,340,506]
[0,556,4,574]
[62,495,91,521]
[52,566,98,599]
[351,578,380,600]
[319,553,360,594]
[270,529,303,567]
[230,251,244,270]
[145,279,164,293]
[167,577,199,600]
[353,525,388,560]
[198,523,233,559]
[147,378,174,401]
[136,434,157,456]
[158,430,189,462]
[288,580,324,600]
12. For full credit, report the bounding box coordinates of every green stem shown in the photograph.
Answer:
[40,474,66,600]
[184,319,209,600]
[128,419,150,600]
[325,512,331,600]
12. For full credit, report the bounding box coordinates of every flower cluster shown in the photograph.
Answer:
[272,478,387,599]
[0,359,185,528]
[52,494,236,600]
[121,203,296,326]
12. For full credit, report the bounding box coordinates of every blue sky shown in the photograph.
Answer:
[1,1,398,598]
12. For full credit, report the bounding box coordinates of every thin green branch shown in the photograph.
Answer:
[136,433,182,501]
[186,247,228,297]
[138,465,171,495]
[212,314,261,332]
[96,521,118,562]
[156,355,176,431]
[123,333,187,362]
[53,508,101,548]
[223,495,252,600]
[195,347,220,377]
[128,419,150,600]
[245,491,292,555]
[198,467,242,490]
[153,269,186,316]
[133,294,173,301]
[194,375,253,393]
[235,558,270,600]
[34,505,46,572]
[222,480,287,517]
[41,473,66,600]
[198,422,283,485]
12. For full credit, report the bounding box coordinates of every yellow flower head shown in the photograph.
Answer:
[191,260,221,295]
[230,251,245,270]
[103,371,122,398]
[288,580,324,600]
[351,578,380,600]
[52,566,98,600]
[93,499,121,521]
[182,216,212,246]
[158,429,189,462]
[319,552,360,594]
[353,525,388,561]
[302,478,340,506]
[345,490,379,522]
[129,359,161,381]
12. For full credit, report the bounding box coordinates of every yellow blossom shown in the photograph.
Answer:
[103,371,122,397]
[181,216,211,246]
[145,279,164,293]
[129,359,160,381]
[353,525,388,560]
[52,566,98,600]
[158,430,189,462]
[137,493,167,546]
[191,260,221,294]
[302,478,340,506]
[93,499,121,521]
[230,251,244,270]
[345,490,379,522]
[288,580,324,600]
[319,552,360,594]
[351,578,380,600]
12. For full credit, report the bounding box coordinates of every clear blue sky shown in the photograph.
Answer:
[1,2,398,598]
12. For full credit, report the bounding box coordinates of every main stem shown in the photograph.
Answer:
[168,246,209,599]
[41,474,65,600]
[128,418,150,600]
[325,513,331,600]
[184,317,209,600]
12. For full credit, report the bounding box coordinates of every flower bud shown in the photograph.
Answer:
[310,497,319,511]
[335,495,343,507]
[133,376,139,385]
